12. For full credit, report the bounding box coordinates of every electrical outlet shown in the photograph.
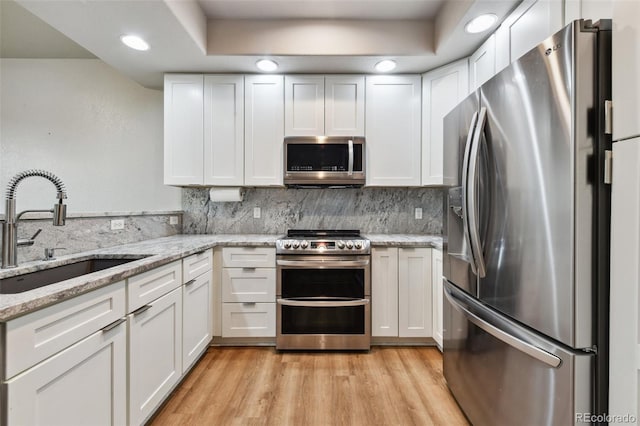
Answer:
[415,208,423,220]
[253,207,261,219]
[110,219,125,230]
[169,216,179,225]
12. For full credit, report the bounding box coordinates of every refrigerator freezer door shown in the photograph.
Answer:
[443,281,593,426]
[443,92,480,297]
[474,21,599,348]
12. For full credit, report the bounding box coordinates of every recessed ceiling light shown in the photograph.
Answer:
[375,60,396,73]
[256,59,278,72]
[465,14,498,34]
[120,34,150,51]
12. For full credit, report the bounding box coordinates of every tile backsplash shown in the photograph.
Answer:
[183,187,443,235]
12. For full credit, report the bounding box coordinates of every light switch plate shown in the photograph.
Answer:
[415,208,423,220]
[169,216,179,225]
[253,207,261,219]
[111,219,125,230]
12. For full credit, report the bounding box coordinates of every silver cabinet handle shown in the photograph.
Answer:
[348,139,354,176]
[101,317,126,332]
[131,304,152,316]
[461,111,479,277]
[466,107,487,278]
[444,285,561,368]
[242,267,257,271]
[276,259,369,268]
[184,279,197,286]
[277,298,369,308]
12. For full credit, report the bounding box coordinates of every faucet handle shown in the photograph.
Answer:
[43,247,66,261]
[31,229,42,240]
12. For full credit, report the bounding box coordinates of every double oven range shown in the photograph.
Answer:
[276,230,371,350]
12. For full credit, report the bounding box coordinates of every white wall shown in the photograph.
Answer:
[0,59,181,215]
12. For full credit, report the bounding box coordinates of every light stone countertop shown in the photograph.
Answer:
[0,233,442,321]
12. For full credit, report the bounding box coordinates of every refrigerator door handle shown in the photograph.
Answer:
[444,284,562,368]
[461,111,479,276]
[466,107,487,278]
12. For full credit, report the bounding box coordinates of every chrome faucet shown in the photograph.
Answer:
[2,170,67,268]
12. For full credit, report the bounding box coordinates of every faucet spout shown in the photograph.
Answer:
[2,170,68,269]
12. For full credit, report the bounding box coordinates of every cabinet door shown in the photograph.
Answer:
[128,287,182,426]
[204,75,244,185]
[365,75,422,186]
[613,0,640,140]
[495,0,564,68]
[5,321,127,426]
[431,249,443,349]
[182,272,213,373]
[325,75,365,136]
[164,74,204,185]
[469,35,496,91]
[398,248,432,337]
[285,75,325,136]
[371,247,399,337]
[244,75,284,186]
[422,59,469,185]
[609,137,640,420]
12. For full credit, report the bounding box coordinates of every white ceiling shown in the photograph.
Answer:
[3,0,521,89]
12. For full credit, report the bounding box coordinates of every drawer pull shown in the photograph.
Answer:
[242,302,257,307]
[185,279,197,286]
[242,267,257,271]
[101,317,126,332]
[131,304,152,316]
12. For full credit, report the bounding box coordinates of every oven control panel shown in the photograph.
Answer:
[276,239,370,254]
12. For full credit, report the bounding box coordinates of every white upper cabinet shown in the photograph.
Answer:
[469,35,496,91]
[422,59,469,185]
[365,75,422,186]
[495,0,564,73]
[285,75,325,136]
[325,76,365,136]
[245,75,285,186]
[204,75,244,186]
[285,75,365,136]
[164,74,244,186]
[164,74,204,186]
[612,0,640,140]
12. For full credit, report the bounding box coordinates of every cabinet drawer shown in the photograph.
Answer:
[222,268,276,303]
[127,260,182,312]
[183,249,213,282]
[222,247,275,268]
[4,281,126,379]
[221,303,275,337]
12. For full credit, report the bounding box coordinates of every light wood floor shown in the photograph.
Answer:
[149,346,469,426]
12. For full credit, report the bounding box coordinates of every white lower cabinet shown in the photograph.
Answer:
[5,321,127,426]
[371,247,433,339]
[128,286,183,426]
[220,247,276,338]
[431,249,443,349]
[182,271,213,373]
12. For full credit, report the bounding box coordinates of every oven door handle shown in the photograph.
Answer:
[276,259,370,268]
[277,298,370,308]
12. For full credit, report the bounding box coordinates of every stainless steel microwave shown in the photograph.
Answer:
[283,136,365,187]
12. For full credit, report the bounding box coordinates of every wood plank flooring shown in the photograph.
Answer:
[149,347,468,426]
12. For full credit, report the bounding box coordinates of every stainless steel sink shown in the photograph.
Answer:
[0,256,149,294]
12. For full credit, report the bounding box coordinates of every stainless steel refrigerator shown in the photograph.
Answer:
[442,19,611,425]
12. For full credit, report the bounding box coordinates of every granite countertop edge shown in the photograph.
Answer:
[0,233,442,321]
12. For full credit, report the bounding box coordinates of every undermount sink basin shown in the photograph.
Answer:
[0,256,149,294]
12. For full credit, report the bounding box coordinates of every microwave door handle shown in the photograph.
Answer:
[348,139,354,176]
